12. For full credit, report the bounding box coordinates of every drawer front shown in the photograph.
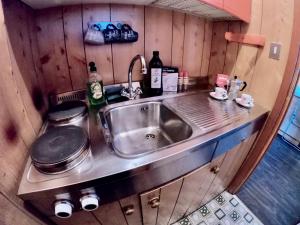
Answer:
[213,124,254,159]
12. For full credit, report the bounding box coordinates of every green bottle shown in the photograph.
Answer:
[87,62,106,107]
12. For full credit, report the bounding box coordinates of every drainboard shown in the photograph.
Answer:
[164,94,249,132]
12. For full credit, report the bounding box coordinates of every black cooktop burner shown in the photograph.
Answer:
[48,101,88,123]
[30,125,89,173]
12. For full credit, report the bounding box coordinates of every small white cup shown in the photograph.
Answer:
[215,87,227,98]
[241,93,254,105]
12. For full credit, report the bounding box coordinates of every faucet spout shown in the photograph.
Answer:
[122,55,147,100]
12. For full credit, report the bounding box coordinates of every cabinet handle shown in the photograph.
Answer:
[211,166,220,174]
[148,196,160,208]
[123,205,134,216]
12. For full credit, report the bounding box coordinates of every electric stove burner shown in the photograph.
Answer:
[30,125,89,174]
[48,101,88,123]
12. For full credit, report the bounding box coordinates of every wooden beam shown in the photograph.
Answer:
[228,0,300,193]
[225,32,265,47]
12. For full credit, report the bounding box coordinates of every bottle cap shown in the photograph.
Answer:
[153,51,159,56]
[89,62,97,72]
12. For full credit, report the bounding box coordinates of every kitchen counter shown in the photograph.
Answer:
[18,91,269,216]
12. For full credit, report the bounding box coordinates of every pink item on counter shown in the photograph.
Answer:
[216,74,230,89]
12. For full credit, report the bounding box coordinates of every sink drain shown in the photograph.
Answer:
[145,133,156,140]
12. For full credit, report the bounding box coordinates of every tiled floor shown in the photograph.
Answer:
[172,191,263,225]
[238,135,300,225]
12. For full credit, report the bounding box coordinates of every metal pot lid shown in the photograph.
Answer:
[48,101,87,123]
[31,125,88,165]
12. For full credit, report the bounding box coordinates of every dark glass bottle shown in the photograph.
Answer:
[149,51,163,96]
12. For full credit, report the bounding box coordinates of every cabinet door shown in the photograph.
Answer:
[140,187,160,225]
[140,178,183,225]
[92,201,127,225]
[169,158,224,224]
[200,0,223,9]
[51,211,100,225]
[223,0,251,22]
[156,179,182,225]
[119,194,143,225]
[202,132,258,204]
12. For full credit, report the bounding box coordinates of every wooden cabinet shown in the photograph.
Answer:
[120,194,143,225]
[200,0,223,9]
[200,0,251,23]
[140,178,183,225]
[169,157,224,223]
[201,132,258,204]
[223,0,251,23]
[20,0,251,23]
[52,132,258,225]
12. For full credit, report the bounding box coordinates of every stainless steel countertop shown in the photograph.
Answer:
[18,91,269,199]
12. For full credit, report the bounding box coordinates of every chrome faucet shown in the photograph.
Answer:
[121,55,147,100]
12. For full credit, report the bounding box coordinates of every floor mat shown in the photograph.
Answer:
[172,191,263,225]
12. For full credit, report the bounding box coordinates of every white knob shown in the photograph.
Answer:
[80,194,99,211]
[55,201,72,218]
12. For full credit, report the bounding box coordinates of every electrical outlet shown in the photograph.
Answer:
[269,42,281,60]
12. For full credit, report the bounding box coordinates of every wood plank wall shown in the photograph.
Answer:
[33,4,213,94]
[208,0,294,110]
[0,0,46,224]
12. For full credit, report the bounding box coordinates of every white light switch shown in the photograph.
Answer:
[269,43,281,60]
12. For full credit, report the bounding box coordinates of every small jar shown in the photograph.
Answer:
[183,71,189,92]
[178,71,184,92]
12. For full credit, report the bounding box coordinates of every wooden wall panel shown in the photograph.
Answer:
[111,5,145,83]
[0,193,43,225]
[200,20,213,77]
[63,5,88,90]
[83,4,114,85]
[171,11,185,69]
[208,0,293,110]
[0,0,47,224]
[223,21,241,74]
[208,21,228,84]
[145,7,173,65]
[248,0,294,109]
[36,7,73,94]
[182,15,205,77]
[0,90,29,195]
[3,0,43,133]
[26,6,49,113]
[33,5,212,92]
[232,0,262,87]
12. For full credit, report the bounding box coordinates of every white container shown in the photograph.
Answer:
[162,67,179,92]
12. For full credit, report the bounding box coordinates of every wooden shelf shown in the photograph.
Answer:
[225,32,265,47]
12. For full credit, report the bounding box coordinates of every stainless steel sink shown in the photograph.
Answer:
[102,101,193,157]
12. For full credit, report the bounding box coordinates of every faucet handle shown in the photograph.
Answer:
[131,87,142,99]
[121,87,130,99]
[135,87,143,95]
[141,67,147,75]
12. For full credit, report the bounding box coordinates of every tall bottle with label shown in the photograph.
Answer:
[87,62,106,107]
[149,51,163,96]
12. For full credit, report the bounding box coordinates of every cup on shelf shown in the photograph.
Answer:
[215,87,228,98]
[241,93,254,105]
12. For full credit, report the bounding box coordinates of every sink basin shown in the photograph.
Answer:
[102,102,193,157]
